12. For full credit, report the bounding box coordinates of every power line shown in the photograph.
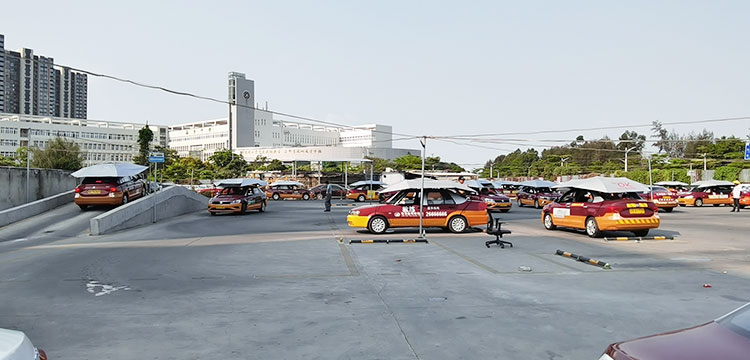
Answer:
[433,116,750,139]
[53,63,417,139]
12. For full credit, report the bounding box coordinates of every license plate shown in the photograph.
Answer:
[215,206,225,210]
[663,196,672,199]
[629,209,645,214]
[88,190,101,194]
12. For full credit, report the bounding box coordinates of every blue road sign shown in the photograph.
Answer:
[148,152,165,163]
[745,143,750,161]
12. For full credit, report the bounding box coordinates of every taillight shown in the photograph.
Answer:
[74,187,82,193]
[604,206,619,214]
[38,348,47,360]
[109,187,118,192]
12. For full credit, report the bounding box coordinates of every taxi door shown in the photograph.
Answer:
[387,191,422,227]
[706,186,731,205]
[548,190,575,227]
[422,190,456,227]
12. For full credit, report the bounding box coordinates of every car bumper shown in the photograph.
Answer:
[75,193,123,206]
[653,201,678,208]
[538,198,555,207]
[487,202,512,210]
[596,214,660,231]
[741,197,750,205]
[208,203,242,213]
[347,215,369,228]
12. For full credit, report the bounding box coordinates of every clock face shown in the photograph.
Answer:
[243,90,251,100]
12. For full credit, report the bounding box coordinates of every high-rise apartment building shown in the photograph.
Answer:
[0,34,87,119]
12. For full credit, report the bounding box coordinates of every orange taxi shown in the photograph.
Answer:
[639,186,678,212]
[541,177,660,237]
[492,181,520,200]
[740,185,750,207]
[678,181,734,207]
[347,179,488,234]
[208,178,267,215]
[265,181,312,200]
[346,180,386,202]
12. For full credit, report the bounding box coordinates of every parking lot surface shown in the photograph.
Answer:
[1,200,749,359]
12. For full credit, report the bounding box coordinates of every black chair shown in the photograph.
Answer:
[485,211,512,248]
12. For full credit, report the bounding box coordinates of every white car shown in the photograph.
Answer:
[0,328,46,360]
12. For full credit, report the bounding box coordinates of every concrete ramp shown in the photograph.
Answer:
[90,186,207,235]
[0,190,74,228]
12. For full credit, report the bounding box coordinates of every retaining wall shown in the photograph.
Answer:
[0,166,77,211]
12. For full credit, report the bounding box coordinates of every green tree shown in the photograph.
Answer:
[617,131,646,152]
[392,155,423,170]
[30,137,85,170]
[209,149,247,178]
[714,166,742,181]
[0,156,16,166]
[133,126,154,165]
[265,159,287,171]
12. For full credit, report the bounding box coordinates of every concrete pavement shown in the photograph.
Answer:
[1,200,749,359]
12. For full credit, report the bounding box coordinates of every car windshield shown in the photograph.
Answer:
[220,187,247,196]
[649,186,669,193]
[536,187,553,193]
[82,177,121,184]
[718,304,750,339]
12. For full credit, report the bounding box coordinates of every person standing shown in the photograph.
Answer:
[731,180,742,212]
[324,180,332,212]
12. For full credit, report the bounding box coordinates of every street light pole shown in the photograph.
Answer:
[418,136,427,239]
[26,129,31,203]
[624,146,637,172]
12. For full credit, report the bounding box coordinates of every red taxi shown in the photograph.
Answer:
[541,177,660,238]
[346,180,386,202]
[310,183,347,199]
[347,179,488,234]
[654,181,690,195]
[208,178,267,215]
[265,181,312,200]
[492,181,520,200]
[740,185,750,207]
[466,180,512,212]
[516,180,559,209]
[600,302,750,360]
[678,180,734,207]
[639,186,678,212]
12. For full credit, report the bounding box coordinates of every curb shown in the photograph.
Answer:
[555,249,611,269]
[349,239,429,244]
[603,236,674,242]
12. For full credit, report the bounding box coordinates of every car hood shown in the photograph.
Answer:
[536,192,560,198]
[613,322,750,360]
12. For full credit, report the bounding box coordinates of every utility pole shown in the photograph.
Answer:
[489,160,493,179]
[561,157,569,167]
[228,100,233,160]
[418,136,427,239]
[703,153,707,172]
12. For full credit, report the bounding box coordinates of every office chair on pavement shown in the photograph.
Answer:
[485,211,512,248]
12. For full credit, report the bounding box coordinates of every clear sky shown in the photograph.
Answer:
[3,1,750,168]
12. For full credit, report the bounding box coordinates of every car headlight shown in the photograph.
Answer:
[231,199,242,204]
[598,354,614,360]
[484,198,496,204]
[349,210,360,215]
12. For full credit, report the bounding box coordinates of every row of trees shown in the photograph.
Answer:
[0,138,85,170]
[480,122,749,181]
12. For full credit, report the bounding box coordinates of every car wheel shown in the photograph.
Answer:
[633,229,649,237]
[585,217,601,238]
[695,198,703,207]
[240,202,247,214]
[272,193,280,200]
[534,199,540,209]
[543,213,556,230]
[663,207,674,213]
[259,201,266,212]
[367,216,389,234]
[78,204,88,211]
[210,211,216,216]
[358,194,366,202]
[317,193,324,200]
[122,193,129,205]
[448,216,468,233]
[302,193,310,200]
